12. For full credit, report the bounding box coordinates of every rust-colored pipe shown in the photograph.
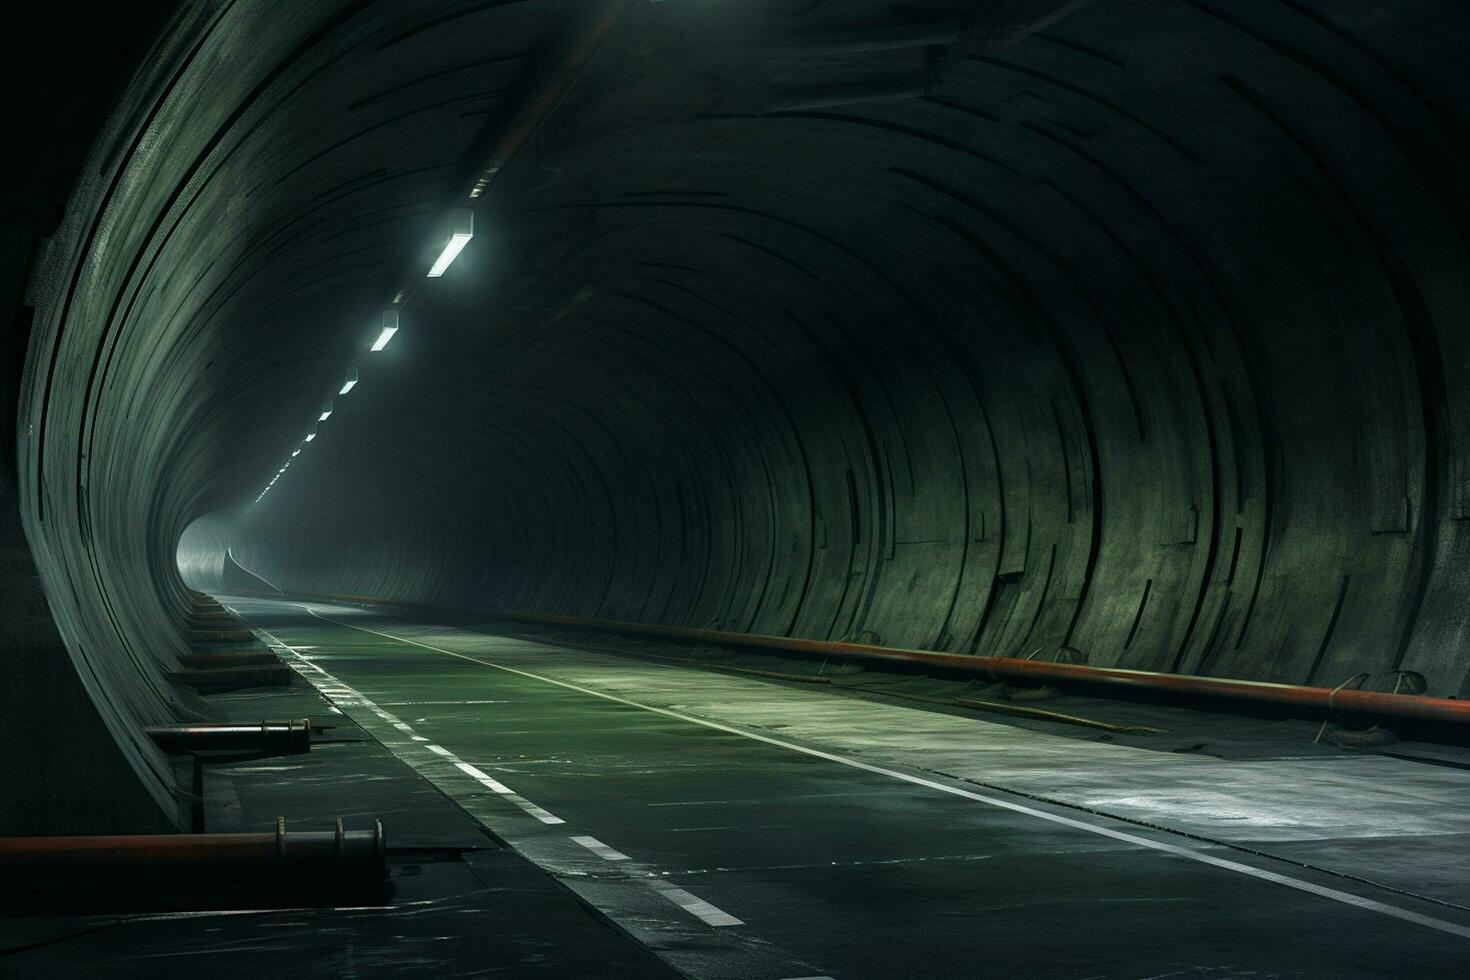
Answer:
[0,819,387,912]
[240,588,1470,730]
[0,819,382,871]
[473,610,1470,728]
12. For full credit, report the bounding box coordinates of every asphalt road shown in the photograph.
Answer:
[228,596,1470,979]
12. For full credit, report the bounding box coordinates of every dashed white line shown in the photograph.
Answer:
[250,623,564,826]
[300,604,1470,943]
[644,878,744,927]
[453,760,565,824]
[452,761,512,792]
[570,835,631,861]
[250,610,763,936]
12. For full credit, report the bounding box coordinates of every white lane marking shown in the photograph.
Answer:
[571,835,632,861]
[454,761,513,793]
[644,878,744,927]
[247,608,746,931]
[566,835,739,927]
[256,608,760,935]
[376,700,518,706]
[302,605,1470,942]
[455,761,565,824]
[250,622,564,826]
[121,900,435,923]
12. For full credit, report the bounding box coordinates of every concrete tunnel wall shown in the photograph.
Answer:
[176,512,280,595]
[12,0,1470,829]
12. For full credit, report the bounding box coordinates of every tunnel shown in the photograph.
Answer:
[3,0,1469,975]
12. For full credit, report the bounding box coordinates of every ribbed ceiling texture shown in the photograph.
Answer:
[13,0,1470,824]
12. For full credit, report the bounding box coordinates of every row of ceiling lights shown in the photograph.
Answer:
[253,209,475,503]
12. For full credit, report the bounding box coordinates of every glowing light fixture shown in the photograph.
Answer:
[319,401,333,421]
[305,426,317,442]
[291,449,301,457]
[427,209,473,278]
[371,310,399,351]
[339,367,358,395]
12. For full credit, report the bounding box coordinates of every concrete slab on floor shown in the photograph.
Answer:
[206,596,1470,979]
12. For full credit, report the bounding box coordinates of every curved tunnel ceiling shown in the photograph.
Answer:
[15,0,1470,815]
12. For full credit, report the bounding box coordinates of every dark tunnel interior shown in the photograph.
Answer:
[3,0,1470,973]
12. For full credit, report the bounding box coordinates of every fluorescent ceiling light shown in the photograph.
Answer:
[291,449,300,456]
[340,367,358,395]
[427,234,471,277]
[305,432,316,442]
[371,310,399,352]
[427,209,473,278]
[319,410,331,421]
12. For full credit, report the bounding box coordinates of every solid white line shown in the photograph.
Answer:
[571,835,631,861]
[301,604,1470,942]
[644,878,744,927]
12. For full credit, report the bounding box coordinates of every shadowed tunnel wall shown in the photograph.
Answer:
[12,0,1470,829]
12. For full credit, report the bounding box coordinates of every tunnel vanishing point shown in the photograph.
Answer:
[3,1,1470,976]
